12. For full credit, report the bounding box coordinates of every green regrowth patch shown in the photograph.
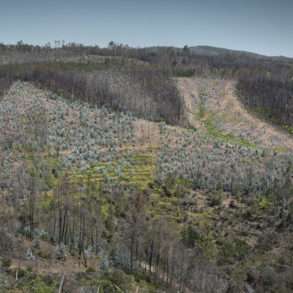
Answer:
[149,198,183,222]
[17,274,58,293]
[14,147,63,192]
[272,146,290,153]
[195,97,256,148]
[198,101,206,120]
[69,151,156,190]
[204,115,256,148]
[283,125,293,135]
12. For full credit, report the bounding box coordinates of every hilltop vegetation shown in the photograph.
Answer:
[1,41,292,131]
[0,61,183,126]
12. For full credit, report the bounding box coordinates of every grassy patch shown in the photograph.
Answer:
[204,115,256,148]
[283,125,293,135]
[272,146,290,153]
[195,98,256,148]
[69,151,156,190]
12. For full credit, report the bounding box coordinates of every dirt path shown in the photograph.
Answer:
[177,77,293,151]
[176,78,202,128]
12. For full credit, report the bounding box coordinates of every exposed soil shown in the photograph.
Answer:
[177,77,293,151]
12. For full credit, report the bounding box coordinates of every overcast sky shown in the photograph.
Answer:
[1,0,292,57]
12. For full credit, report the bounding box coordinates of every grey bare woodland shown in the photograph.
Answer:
[0,42,292,293]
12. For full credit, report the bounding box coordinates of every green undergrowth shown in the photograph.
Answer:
[272,146,291,153]
[204,115,256,148]
[8,267,157,293]
[18,148,63,190]
[195,101,257,148]
[283,124,293,135]
[12,270,58,293]
[69,151,156,190]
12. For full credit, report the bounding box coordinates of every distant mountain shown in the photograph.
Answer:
[143,45,293,62]
[188,46,293,62]
[188,45,263,58]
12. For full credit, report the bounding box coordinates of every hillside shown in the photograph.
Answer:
[0,74,292,292]
[0,42,293,293]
